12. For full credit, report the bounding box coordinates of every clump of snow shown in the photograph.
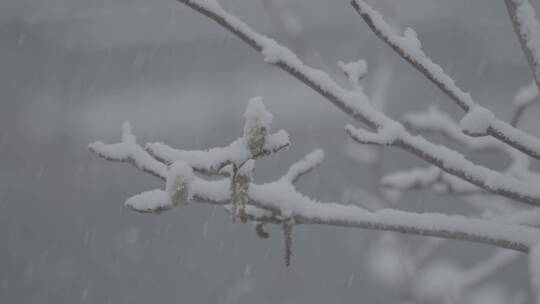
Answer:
[244,97,273,131]
[337,59,367,90]
[243,97,272,156]
[166,161,196,205]
[400,28,422,54]
[264,129,290,152]
[125,189,173,213]
[460,106,494,135]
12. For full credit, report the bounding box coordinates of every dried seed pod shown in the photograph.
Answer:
[282,220,293,267]
[255,223,270,239]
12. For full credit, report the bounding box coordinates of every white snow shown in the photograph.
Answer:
[145,98,289,174]
[90,0,540,265]
[243,96,273,137]
[125,189,173,213]
[166,160,196,204]
[514,0,540,80]
[264,129,290,152]
[337,59,367,91]
[345,121,405,145]
[353,0,476,110]
[171,0,540,206]
[88,122,168,179]
[460,106,495,135]
[280,149,324,184]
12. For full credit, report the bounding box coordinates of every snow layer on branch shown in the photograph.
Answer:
[265,130,290,151]
[353,0,476,110]
[514,81,539,106]
[183,0,397,131]
[146,130,289,174]
[223,204,272,219]
[404,105,533,178]
[514,0,540,79]
[125,189,173,213]
[404,105,496,150]
[345,121,405,145]
[460,106,494,135]
[353,0,540,162]
[88,121,168,179]
[280,149,324,184]
[145,98,288,174]
[179,174,540,249]
[147,140,247,170]
[191,179,230,203]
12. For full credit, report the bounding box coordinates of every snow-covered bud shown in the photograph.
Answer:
[243,97,273,156]
[337,59,367,91]
[166,161,196,206]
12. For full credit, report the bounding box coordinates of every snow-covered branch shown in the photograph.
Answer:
[88,1,540,299]
[512,81,540,126]
[351,0,540,161]
[175,0,540,207]
[146,97,289,177]
[90,99,540,254]
[280,149,324,184]
[347,123,540,206]
[381,166,482,195]
[89,122,168,181]
[505,0,540,91]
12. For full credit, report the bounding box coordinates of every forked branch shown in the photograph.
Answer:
[351,0,540,161]
[90,102,540,254]
[177,0,540,207]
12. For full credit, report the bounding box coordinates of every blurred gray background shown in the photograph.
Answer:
[1,0,539,303]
